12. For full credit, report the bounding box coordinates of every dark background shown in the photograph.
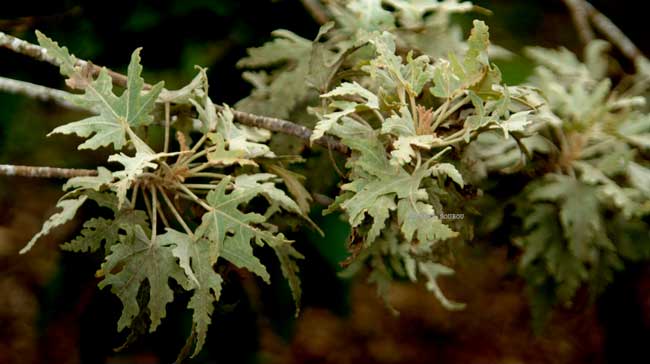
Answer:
[2,1,650,363]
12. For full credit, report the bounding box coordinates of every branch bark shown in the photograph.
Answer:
[300,0,330,25]
[561,1,648,66]
[1,31,348,154]
[561,0,595,45]
[582,1,646,64]
[1,31,131,88]
[0,76,81,110]
[0,164,97,178]
[219,106,348,154]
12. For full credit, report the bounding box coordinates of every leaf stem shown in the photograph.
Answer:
[130,183,139,208]
[184,184,219,189]
[186,172,228,179]
[163,102,171,154]
[176,183,213,211]
[409,93,418,128]
[436,95,470,128]
[350,113,373,129]
[154,190,171,228]
[190,134,209,154]
[188,163,214,175]
[151,187,158,243]
[142,186,155,229]
[157,185,194,237]
[183,145,218,166]
[431,99,450,131]
[372,109,385,124]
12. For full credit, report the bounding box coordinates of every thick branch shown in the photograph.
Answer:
[1,31,348,154]
[1,31,131,88]
[0,76,81,110]
[0,164,97,178]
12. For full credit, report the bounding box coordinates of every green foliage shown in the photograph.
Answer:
[467,39,650,327]
[311,18,539,308]
[38,31,164,152]
[22,32,309,360]
[99,225,190,333]
[20,195,88,254]
[13,0,650,358]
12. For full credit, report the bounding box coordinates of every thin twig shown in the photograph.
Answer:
[164,102,171,154]
[312,193,333,206]
[154,192,171,228]
[150,187,158,242]
[142,185,155,227]
[218,105,348,154]
[327,142,345,178]
[184,183,219,189]
[186,172,227,179]
[581,1,648,64]
[561,0,595,44]
[130,183,139,208]
[0,164,96,178]
[2,31,349,154]
[300,0,330,25]
[175,183,213,211]
[0,76,81,110]
[0,31,132,89]
[158,185,194,237]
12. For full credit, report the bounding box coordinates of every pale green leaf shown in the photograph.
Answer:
[165,230,223,357]
[321,81,380,109]
[63,167,114,191]
[366,195,397,244]
[430,59,462,98]
[430,162,464,187]
[47,47,164,151]
[390,135,437,165]
[196,178,297,285]
[269,240,304,316]
[397,200,458,253]
[98,225,189,332]
[61,209,148,253]
[109,151,158,208]
[36,31,78,77]
[21,196,87,254]
[234,173,302,214]
[206,133,257,167]
[418,261,465,310]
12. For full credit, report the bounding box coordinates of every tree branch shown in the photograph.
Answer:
[217,105,348,154]
[0,164,97,178]
[561,0,595,45]
[1,31,131,88]
[1,31,348,154]
[300,0,330,25]
[579,1,648,64]
[0,76,81,110]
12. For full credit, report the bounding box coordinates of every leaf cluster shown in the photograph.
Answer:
[17,0,650,353]
[22,33,310,360]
